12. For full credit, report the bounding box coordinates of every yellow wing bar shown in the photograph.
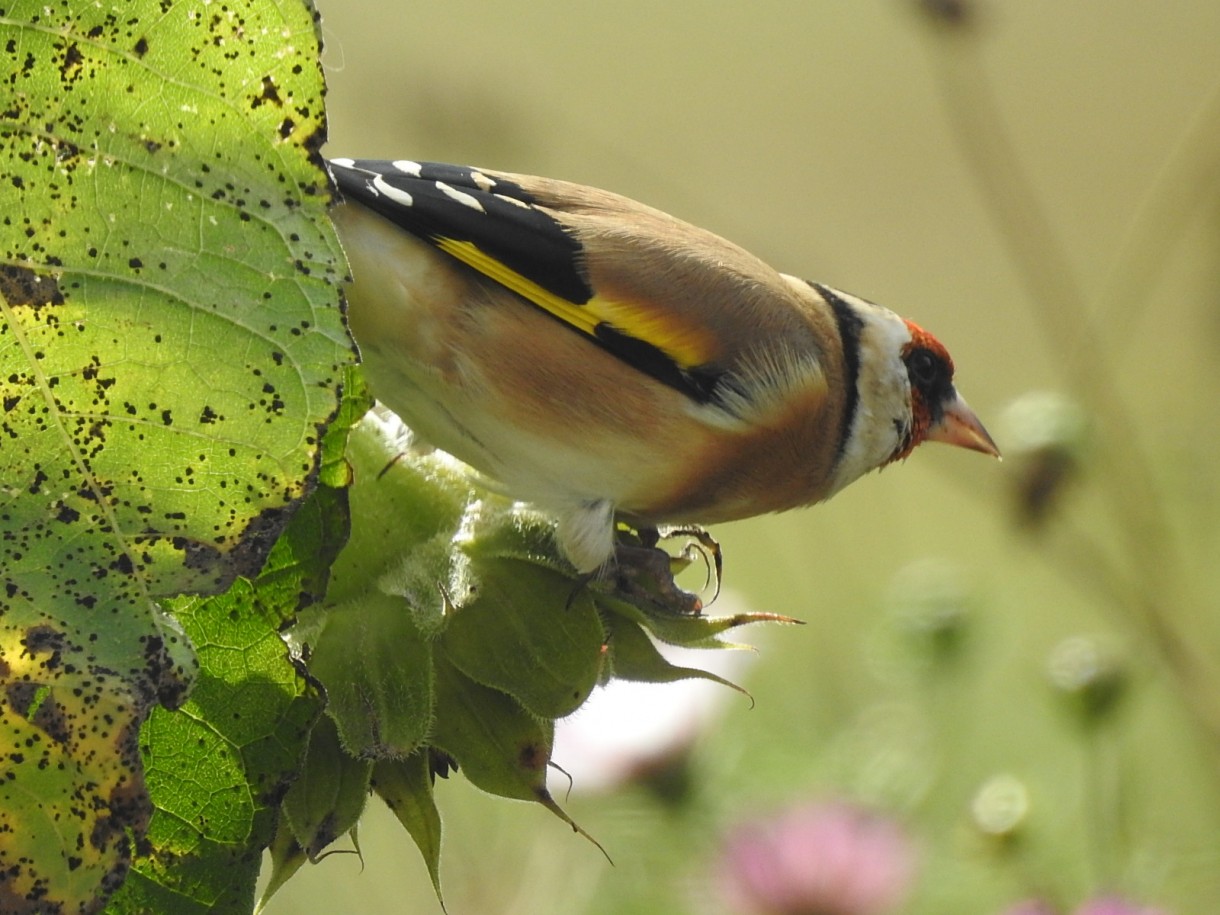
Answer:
[434,236,717,371]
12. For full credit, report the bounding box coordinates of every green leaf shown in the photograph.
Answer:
[595,591,801,649]
[256,812,310,915]
[106,577,322,914]
[604,612,750,697]
[430,649,553,803]
[316,368,373,491]
[0,639,159,911]
[430,649,603,853]
[441,558,606,719]
[372,754,445,907]
[281,713,373,859]
[318,410,470,611]
[110,462,349,913]
[249,465,352,630]
[301,411,474,758]
[456,496,570,572]
[0,0,349,909]
[309,589,436,759]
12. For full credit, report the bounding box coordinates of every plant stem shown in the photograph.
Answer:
[921,33,1220,750]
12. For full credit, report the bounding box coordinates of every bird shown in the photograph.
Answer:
[327,158,1000,578]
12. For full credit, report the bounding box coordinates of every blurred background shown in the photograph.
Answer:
[270,2,1220,912]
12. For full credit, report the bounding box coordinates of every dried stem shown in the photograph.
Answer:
[920,31,1220,748]
[1093,77,1220,330]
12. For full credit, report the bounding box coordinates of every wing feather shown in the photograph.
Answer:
[327,158,835,420]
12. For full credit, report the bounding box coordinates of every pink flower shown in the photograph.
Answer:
[717,800,917,915]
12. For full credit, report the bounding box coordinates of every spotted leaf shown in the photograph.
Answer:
[0,0,350,911]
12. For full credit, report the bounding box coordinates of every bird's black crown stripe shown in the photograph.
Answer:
[811,282,863,459]
[329,159,594,304]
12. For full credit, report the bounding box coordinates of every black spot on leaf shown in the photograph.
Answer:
[0,264,64,308]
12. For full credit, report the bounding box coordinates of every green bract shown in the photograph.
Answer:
[275,412,789,909]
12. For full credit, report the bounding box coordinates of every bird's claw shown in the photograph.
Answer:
[610,525,722,615]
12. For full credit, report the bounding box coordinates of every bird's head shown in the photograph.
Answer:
[825,291,999,496]
[890,318,1000,464]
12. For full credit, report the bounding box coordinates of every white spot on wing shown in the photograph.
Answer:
[391,159,423,177]
[329,156,354,167]
[372,174,414,207]
[470,169,497,192]
[436,180,486,213]
[493,192,531,210]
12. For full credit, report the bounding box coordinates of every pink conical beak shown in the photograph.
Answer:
[928,391,1001,458]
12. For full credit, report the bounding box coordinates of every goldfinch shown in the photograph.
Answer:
[328,158,999,574]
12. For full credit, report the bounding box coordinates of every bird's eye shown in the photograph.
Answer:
[906,348,941,388]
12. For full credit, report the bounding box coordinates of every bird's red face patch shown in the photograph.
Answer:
[902,320,954,372]
[889,320,957,463]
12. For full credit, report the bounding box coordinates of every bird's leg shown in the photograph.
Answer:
[610,524,722,615]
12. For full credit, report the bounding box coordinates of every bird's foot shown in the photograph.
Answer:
[610,525,722,615]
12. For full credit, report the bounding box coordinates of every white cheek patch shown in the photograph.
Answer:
[826,297,914,495]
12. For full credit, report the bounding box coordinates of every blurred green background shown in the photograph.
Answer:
[269,2,1220,912]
